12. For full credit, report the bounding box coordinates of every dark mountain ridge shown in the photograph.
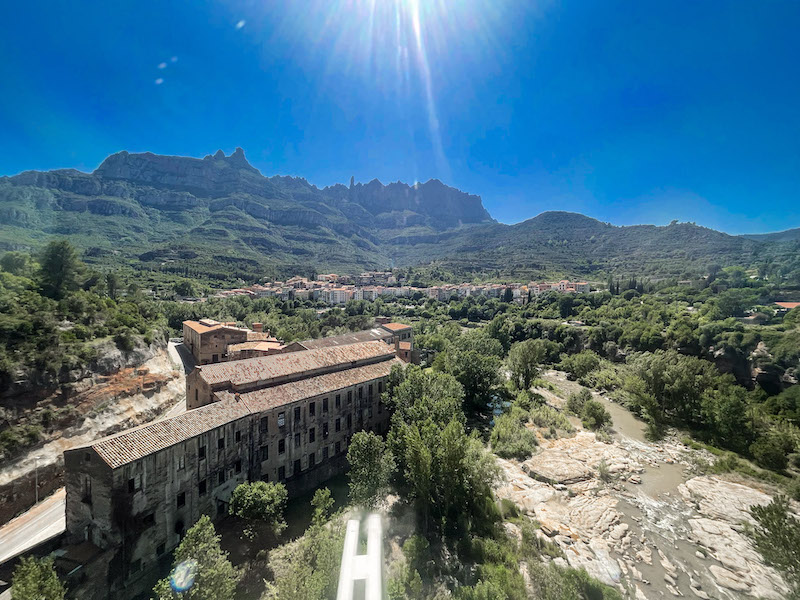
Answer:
[0,149,783,281]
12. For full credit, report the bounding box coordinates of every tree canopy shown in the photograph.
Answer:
[154,515,240,600]
[347,431,395,508]
[12,556,66,600]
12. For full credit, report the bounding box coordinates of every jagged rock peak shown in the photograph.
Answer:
[228,147,252,169]
[213,149,225,159]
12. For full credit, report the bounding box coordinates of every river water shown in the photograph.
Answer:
[539,370,763,599]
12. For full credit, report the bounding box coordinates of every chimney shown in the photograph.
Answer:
[252,322,263,333]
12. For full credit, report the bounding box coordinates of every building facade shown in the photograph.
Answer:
[64,342,399,592]
[182,320,280,365]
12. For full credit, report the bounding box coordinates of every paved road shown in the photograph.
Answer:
[168,340,195,375]
[0,344,195,565]
[162,340,194,420]
[0,488,66,565]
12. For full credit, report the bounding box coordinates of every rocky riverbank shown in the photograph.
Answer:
[494,373,793,599]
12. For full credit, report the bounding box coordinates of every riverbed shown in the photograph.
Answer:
[494,370,791,599]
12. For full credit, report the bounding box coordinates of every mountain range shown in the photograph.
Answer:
[0,148,793,282]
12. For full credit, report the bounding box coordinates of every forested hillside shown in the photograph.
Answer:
[1,149,794,283]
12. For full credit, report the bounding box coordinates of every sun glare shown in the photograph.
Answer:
[251,0,509,178]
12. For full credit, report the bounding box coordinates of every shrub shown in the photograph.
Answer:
[12,556,65,600]
[491,408,538,460]
[745,495,800,594]
[229,481,287,537]
[597,458,612,482]
[113,327,136,352]
[750,432,794,471]
[581,398,612,431]
[560,350,601,380]
[498,498,520,520]
[530,406,574,433]
[566,389,592,415]
[515,389,543,412]
[787,479,800,502]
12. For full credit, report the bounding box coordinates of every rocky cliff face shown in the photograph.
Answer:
[93,147,267,197]
[325,177,494,230]
[0,148,499,276]
[0,148,773,278]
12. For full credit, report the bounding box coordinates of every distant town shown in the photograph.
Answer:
[211,271,592,304]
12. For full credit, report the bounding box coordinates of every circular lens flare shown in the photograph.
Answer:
[170,559,198,592]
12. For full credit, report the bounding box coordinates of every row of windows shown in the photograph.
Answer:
[274,439,347,481]
[263,382,385,431]
[127,382,388,494]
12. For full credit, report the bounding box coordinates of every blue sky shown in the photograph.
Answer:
[1,0,799,234]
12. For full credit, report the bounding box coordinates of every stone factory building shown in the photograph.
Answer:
[63,341,399,591]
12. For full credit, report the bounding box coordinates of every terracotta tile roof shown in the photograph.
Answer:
[296,329,393,349]
[183,320,246,335]
[183,320,219,334]
[88,400,252,469]
[246,331,273,341]
[398,341,412,351]
[218,358,401,413]
[380,322,412,332]
[228,341,285,352]
[198,341,393,386]
[775,302,800,310]
[83,357,402,469]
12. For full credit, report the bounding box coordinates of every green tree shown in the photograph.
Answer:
[387,366,500,534]
[746,496,800,597]
[154,515,240,600]
[506,339,544,390]
[274,490,345,600]
[715,288,756,318]
[701,385,755,453]
[750,433,792,471]
[229,481,288,536]
[12,556,66,600]
[311,487,335,526]
[580,398,612,431]
[558,295,573,318]
[560,350,600,380]
[347,431,395,508]
[566,388,592,415]
[106,272,120,299]
[442,337,501,408]
[38,240,83,299]
[0,251,34,277]
[174,278,199,298]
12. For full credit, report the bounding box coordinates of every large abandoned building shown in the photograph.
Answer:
[63,340,400,591]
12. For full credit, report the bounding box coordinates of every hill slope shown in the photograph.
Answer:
[0,149,775,281]
[741,228,800,243]
[0,149,492,280]
[385,211,764,279]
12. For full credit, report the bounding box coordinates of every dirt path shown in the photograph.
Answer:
[495,371,791,599]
